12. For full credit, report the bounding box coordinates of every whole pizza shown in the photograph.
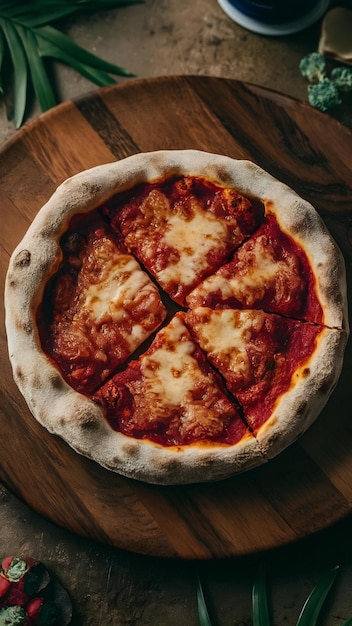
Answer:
[4,150,349,484]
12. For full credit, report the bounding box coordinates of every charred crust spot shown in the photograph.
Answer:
[325,285,342,308]
[40,226,55,238]
[16,367,24,380]
[39,260,51,273]
[14,249,31,268]
[14,315,33,334]
[32,375,41,389]
[319,376,335,396]
[159,458,182,478]
[49,373,66,390]
[79,181,103,196]
[121,443,140,458]
[201,455,217,469]
[61,232,85,255]
[302,367,310,378]
[80,416,100,431]
[8,279,17,289]
[213,167,231,185]
[297,401,308,418]
[24,321,33,334]
[289,208,315,236]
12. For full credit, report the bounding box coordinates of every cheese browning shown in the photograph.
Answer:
[40,228,167,394]
[112,177,264,304]
[186,216,322,322]
[94,314,244,445]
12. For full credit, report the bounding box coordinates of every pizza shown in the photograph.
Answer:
[4,150,349,485]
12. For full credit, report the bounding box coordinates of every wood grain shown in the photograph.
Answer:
[1,76,352,559]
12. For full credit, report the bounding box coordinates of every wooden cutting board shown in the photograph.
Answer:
[1,76,352,559]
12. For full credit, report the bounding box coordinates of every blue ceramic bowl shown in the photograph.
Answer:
[218,0,330,35]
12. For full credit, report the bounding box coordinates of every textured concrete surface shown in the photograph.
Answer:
[1,1,352,624]
[2,481,352,625]
[1,0,351,144]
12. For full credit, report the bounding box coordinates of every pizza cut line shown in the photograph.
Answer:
[37,221,168,395]
[4,150,349,484]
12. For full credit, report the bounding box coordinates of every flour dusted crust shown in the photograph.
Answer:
[4,150,349,484]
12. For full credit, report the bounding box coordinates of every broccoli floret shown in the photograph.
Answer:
[307,78,342,112]
[331,66,352,92]
[299,52,326,83]
[0,605,27,626]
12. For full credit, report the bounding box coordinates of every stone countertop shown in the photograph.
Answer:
[1,1,352,624]
[1,0,351,144]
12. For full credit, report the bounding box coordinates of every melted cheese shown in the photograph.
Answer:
[229,240,294,304]
[189,308,264,375]
[141,316,198,406]
[157,211,228,286]
[191,235,298,306]
[83,256,150,322]
[134,315,235,439]
[80,249,164,351]
[193,310,254,353]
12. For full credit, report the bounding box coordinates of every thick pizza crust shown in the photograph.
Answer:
[254,326,348,458]
[4,150,349,484]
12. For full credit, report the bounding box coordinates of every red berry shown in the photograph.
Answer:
[0,576,11,598]
[7,584,29,607]
[26,597,44,621]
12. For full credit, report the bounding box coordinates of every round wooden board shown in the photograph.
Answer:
[1,76,352,560]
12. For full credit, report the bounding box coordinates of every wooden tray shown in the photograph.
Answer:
[1,76,352,559]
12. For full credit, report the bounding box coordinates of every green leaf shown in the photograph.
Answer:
[9,10,82,29]
[196,576,213,626]
[16,25,57,111]
[252,563,272,626]
[8,1,142,27]
[35,34,116,87]
[0,1,17,13]
[64,60,117,87]
[0,3,80,27]
[0,0,139,126]
[36,24,133,76]
[0,0,139,20]
[296,566,339,626]
[341,618,352,626]
[73,0,143,8]
[0,17,28,127]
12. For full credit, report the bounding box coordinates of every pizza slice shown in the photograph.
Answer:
[186,215,323,323]
[93,312,258,450]
[104,176,264,305]
[185,307,344,454]
[38,222,167,395]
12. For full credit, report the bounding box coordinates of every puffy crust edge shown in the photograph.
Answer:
[255,326,348,459]
[4,150,350,484]
[5,321,266,484]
